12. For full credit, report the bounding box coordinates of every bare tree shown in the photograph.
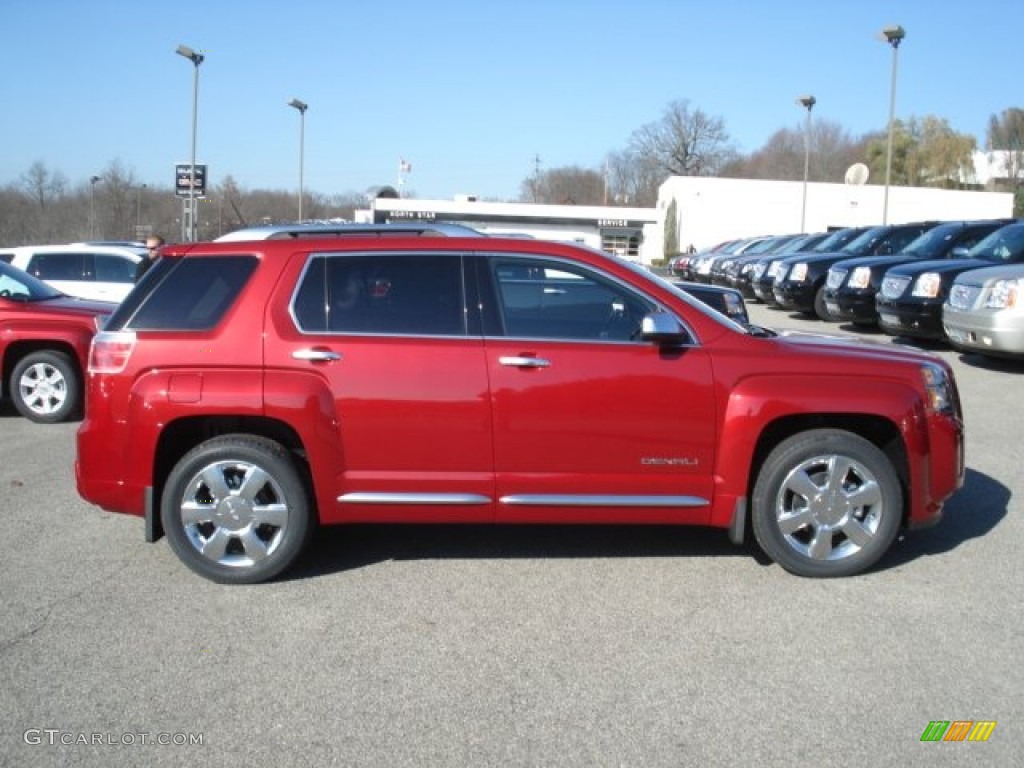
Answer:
[518,166,604,205]
[628,100,737,178]
[18,161,67,242]
[605,149,663,207]
[721,119,864,183]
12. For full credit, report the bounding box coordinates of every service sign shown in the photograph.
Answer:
[175,164,207,197]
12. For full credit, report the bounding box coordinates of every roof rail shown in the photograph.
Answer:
[214,222,485,242]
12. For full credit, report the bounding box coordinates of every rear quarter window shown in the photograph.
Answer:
[108,255,258,331]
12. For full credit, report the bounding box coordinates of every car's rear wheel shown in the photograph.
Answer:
[11,350,80,423]
[752,429,902,577]
[161,435,314,584]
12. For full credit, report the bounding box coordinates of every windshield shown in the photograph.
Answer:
[901,224,962,258]
[969,223,1024,264]
[839,226,890,255]
[810,228,862,253]
[0,261,64,301]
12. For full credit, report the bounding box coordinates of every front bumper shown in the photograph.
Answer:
[876,299,946,339]
[943,306,1024,356]
[772,280,814,312]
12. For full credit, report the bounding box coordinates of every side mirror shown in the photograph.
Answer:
[950,246,970,259]
[640,312,691,345]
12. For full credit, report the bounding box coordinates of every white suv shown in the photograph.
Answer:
[4,244,142,302]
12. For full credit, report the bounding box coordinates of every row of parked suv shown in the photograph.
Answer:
[674,219,1024,360]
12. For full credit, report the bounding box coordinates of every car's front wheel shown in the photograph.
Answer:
[752,429,902,577]
[11,350,81,423]
[161,435,314,584]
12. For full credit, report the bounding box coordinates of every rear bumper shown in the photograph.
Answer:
[76,417,145,516]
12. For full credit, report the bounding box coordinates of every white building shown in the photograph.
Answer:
[367,196,660,263]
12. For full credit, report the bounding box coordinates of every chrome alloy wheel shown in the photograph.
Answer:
[18,361,69,418]
[177,460,291,568]
[773,454,884,562]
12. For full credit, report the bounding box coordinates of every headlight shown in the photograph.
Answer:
[849,266,872,289]
[985,278,1022,309]
[912,272,942,298]
[921,363,955,414]
[790,263,808,282]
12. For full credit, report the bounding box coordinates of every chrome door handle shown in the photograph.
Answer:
[499,356,550,368]
[292,348,342,362]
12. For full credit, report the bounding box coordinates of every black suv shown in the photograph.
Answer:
[877,220,1024,340]
[772,222,938,319]
[823,220,1013,326]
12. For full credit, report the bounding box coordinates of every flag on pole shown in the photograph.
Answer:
[399,158,412,174]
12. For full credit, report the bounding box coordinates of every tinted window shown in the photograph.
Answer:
[489,257,651,341]
[27,252,86,280]
[0,253,13,264]
[94,253,138,283]
[114,255,257,331]
[293,253,466,336]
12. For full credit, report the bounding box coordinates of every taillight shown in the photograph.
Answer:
[89,331,136,374]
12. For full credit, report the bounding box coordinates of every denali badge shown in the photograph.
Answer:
[641,457,699,467]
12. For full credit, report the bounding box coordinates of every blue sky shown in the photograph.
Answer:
[2,0,1021,201]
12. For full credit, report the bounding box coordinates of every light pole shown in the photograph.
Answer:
[288,98,308,221]
[89,175,102,239]
[880,25,905,225]
[176,44,204,241]
[797,95,816,233]
[136,183,147,234]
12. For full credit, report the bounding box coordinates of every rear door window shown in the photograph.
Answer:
[293,253,466,336]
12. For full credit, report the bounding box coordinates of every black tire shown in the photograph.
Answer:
[10,350,81,423]
[751,429,902,577]
[161,435,314,584]
[813,285,835,321]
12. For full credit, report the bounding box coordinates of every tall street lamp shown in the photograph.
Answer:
[797,95,816,233]
[136,183,148,235]
[176,44,204,241]
[288,98,308,222]
[89,175,102,239]
[880,25,905,225]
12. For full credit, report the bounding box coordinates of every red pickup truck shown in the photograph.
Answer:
[75,231,965,583]
[1,261,114,423]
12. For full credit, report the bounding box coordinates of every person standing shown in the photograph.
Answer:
[136,235,165,281]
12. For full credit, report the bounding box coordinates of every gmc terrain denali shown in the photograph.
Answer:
[75,234,965,583]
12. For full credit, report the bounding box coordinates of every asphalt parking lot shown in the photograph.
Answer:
[0,300,1020,767]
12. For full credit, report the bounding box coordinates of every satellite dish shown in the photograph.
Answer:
[845,163,869,186]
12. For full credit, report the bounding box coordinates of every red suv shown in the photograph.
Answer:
[75,233,965,583]
[1,261,114,423]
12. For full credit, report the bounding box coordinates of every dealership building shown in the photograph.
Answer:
[365,178,1014,266]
